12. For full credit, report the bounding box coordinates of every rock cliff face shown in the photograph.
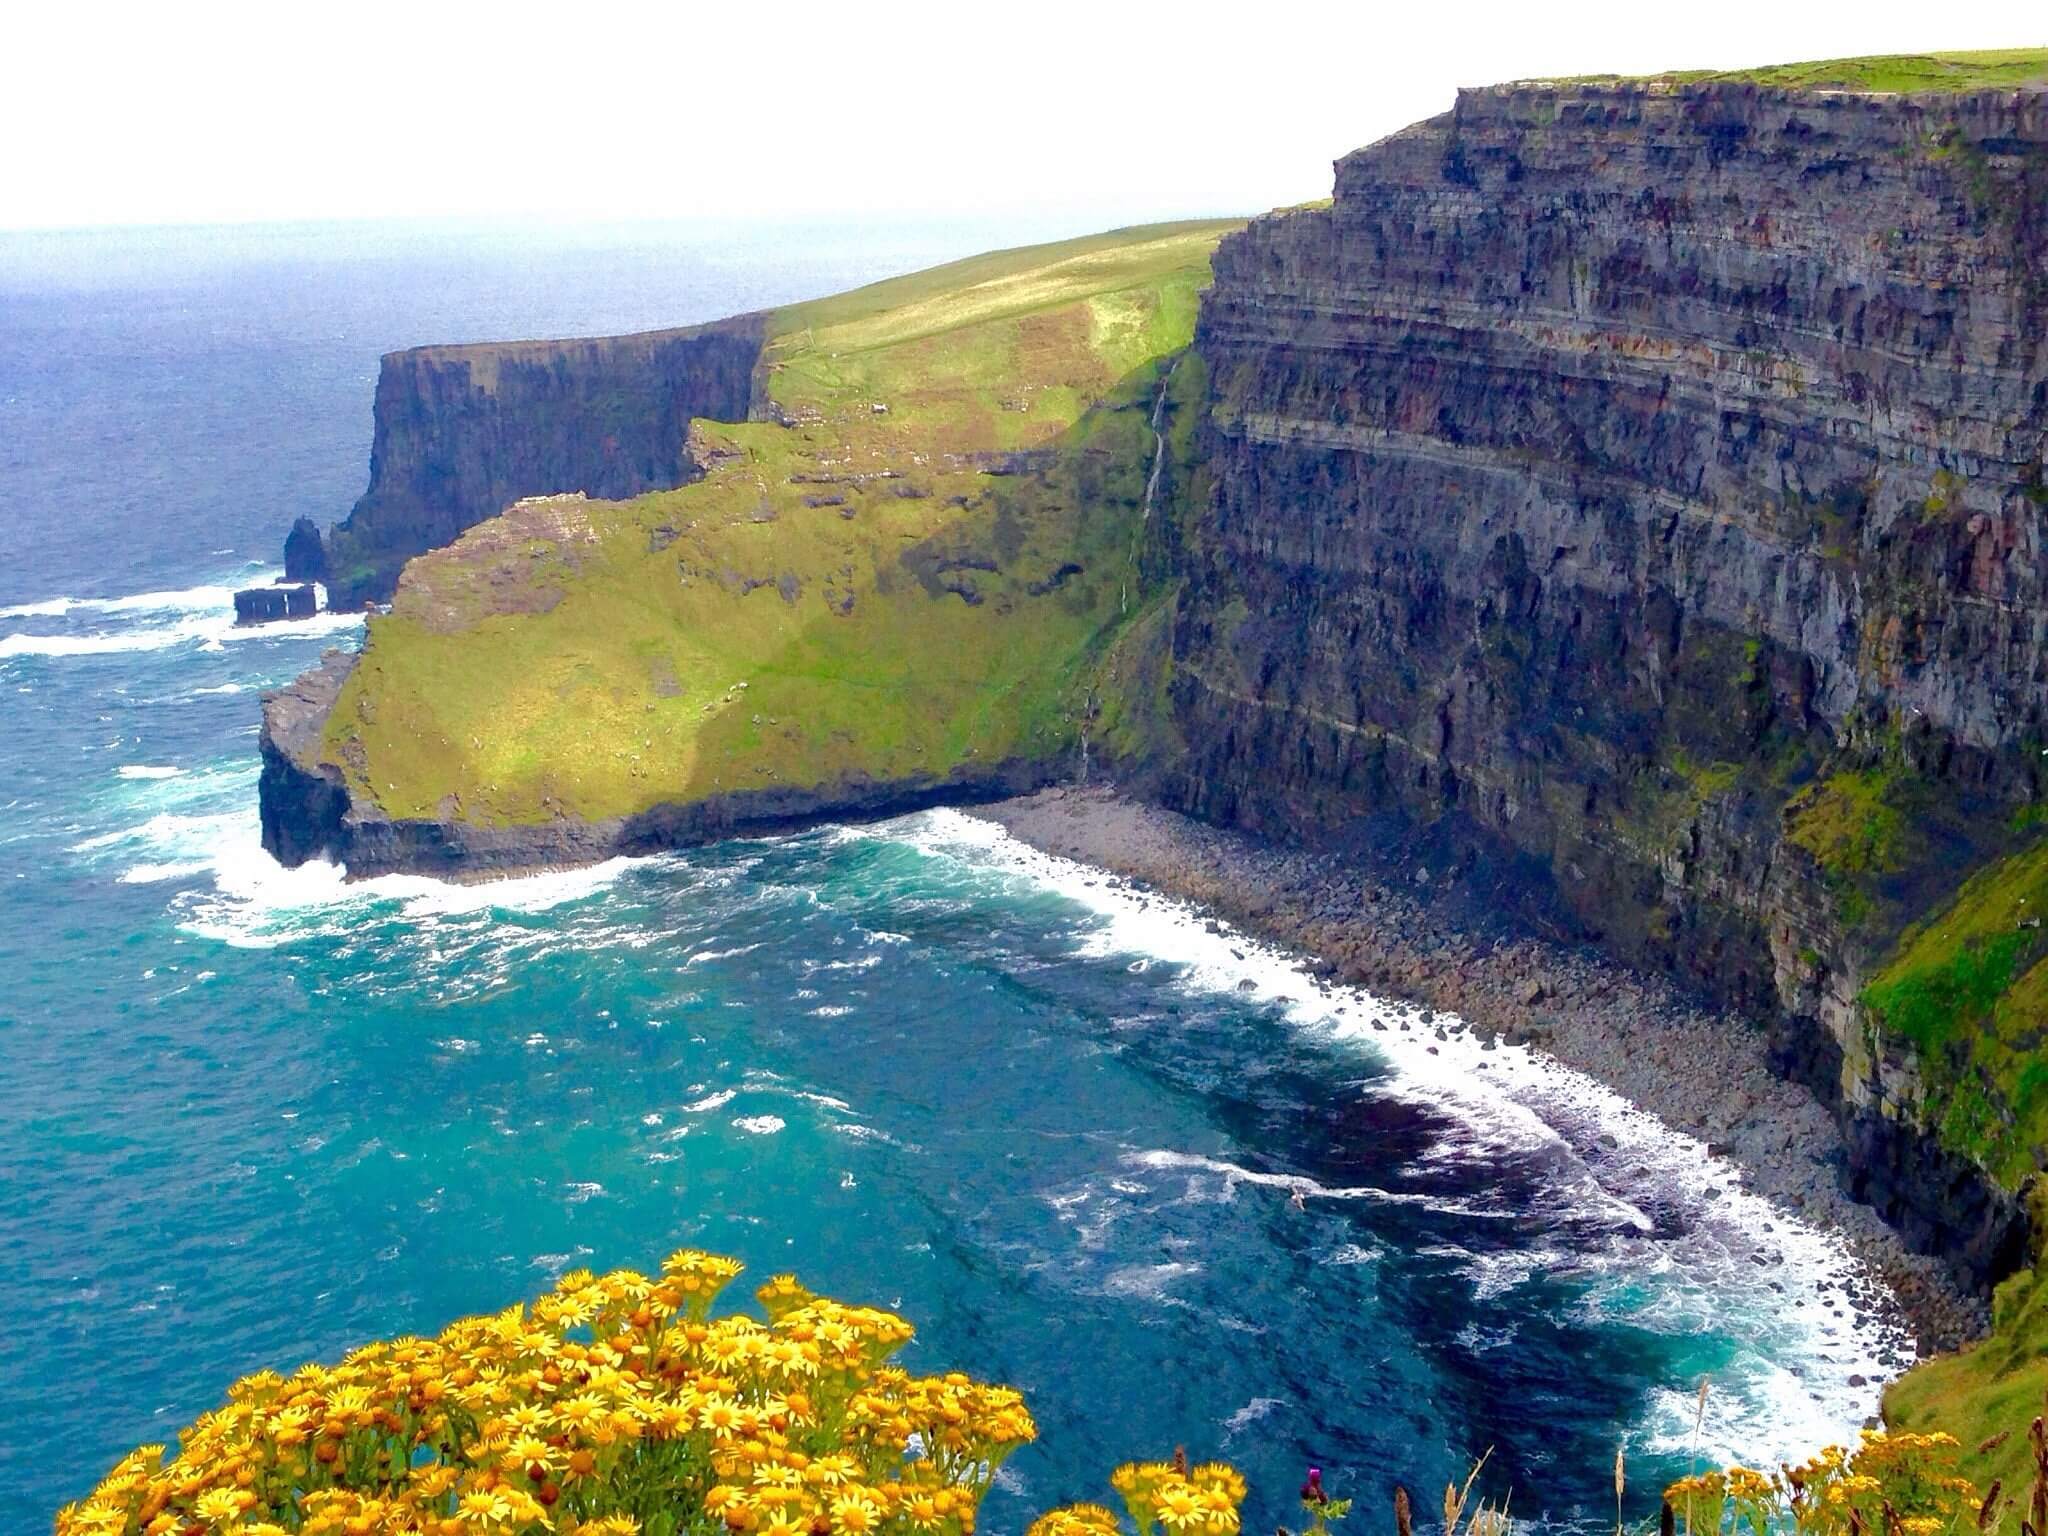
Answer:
[312,317,767,608]
[253,91,2048,1288]
[1171,80,2048,1281]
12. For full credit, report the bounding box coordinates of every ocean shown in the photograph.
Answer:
[0,217,1899,1533]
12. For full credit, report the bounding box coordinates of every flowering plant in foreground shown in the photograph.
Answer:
[1023,1455,1246,1536]
[57,1250,1052,1536]
[1665,1430,1983,1536]
[53,1246,2000,1536]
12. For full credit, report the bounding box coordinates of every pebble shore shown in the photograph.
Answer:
[967,783,1987,1361]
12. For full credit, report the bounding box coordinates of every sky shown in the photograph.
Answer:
[4,0,2044,232]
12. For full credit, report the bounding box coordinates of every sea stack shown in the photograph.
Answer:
[232,581,318,625]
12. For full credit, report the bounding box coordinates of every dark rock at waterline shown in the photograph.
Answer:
[234,582,317,625]
[282,516,327,583]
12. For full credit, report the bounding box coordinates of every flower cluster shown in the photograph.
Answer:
[57,1250,1041,1536]
[1667,1430,1981,1536]
[1026,1458,1245,1536]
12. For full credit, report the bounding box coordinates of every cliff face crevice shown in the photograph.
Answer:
[1172,80,2048,1283]
[312,316,768,608]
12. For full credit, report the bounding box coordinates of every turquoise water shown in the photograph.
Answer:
[1,221,1901,1533]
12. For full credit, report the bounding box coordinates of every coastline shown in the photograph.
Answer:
[258,649,1067,879]
[964,782,1987,1361]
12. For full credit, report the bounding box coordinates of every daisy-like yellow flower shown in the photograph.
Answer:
[1155,1482,1210,1531]
[1026,1506,1122,1536]
[457,1489,514,1525]
[57,1249,1236,1536]
[699,1393,750,1441]
[832,1491,886,1536]
[193,1487,252,1521]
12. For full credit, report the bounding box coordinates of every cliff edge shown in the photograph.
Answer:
[260,221,1239,873]
[295,315,769,609]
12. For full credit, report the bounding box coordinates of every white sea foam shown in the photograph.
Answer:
[1222,1396,1288,1438]
[1323,1243,1381,1267]
[1125,1148,1504,1217]
[685,943,762,967]
[733,1115,786,1135]
[0,574,362,663]
[115,765,184,780]
[68,785,639,946]
[1099,1261,1201,1299]
[862,807,1909,1473]
[2,622,217,657]
[832,1124,898,1144]
[0,582,239,619]
[0,597,71,619]
[119,860,215,884]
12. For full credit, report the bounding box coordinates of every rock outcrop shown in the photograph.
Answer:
[233,582,317,625]
[282,517,326,583]
[1167,79,2048,1282]
[310,316,768,608]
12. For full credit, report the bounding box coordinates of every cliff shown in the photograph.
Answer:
[260,222,1241,870]
[300,316,768,608]
[258,645,1056,877]
[261,80,2048,1235]
[1163,77,2048,1283]
[257,57,2048,1368]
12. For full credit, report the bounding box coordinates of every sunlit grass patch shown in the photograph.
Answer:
[321,219,1241,827]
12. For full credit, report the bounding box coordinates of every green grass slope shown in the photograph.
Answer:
[1859,835,2048,1187]
[1889,1240,2048,1497]
[318,220,1240,826]
[1538,48,2048,93]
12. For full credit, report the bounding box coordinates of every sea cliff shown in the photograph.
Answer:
[261,66,2048,1351]
[297,316,767,608]
[1156,78,2048,1284]
[259,646,1058,877]
[261,222,1239,866]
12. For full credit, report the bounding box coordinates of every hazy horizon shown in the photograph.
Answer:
[6,0,2042,234]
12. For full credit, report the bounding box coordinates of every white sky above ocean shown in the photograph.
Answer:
[4,0,2044,232]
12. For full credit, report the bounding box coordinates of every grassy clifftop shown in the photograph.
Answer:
[315,220,1239,826]
[1536,49,2048,93]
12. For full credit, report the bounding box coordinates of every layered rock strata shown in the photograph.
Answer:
[309,316,767,608]
[1170,79,2048,1281]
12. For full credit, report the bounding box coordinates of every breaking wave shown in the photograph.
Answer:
[863,808,1906,1472]
[0,572,360,661]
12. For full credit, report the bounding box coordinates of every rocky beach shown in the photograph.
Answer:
[970,782,1987,1360]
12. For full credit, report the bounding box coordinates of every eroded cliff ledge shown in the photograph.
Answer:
[1166,78,2048,1280]
[260,222,1240,873]
[298,316,768,608]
